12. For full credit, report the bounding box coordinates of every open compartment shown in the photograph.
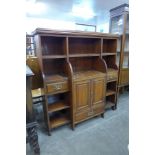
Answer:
[102,55,118,70]
[48,109,70,129]
[106,81,117,96]
[69,57,106,74]
[43,59,67,77]
[68,37,101,55]
[102,39,117,53]
[102,55,118,81]
[47,93,70,113]
[41,36,67,55]
[105,95,116,108]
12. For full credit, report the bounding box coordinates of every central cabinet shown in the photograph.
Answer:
[72,71,106,127]
[33,28,119,134]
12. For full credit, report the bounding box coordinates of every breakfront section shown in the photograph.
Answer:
[101,37,118,110]
[68,35,107,128]
[34,33,71,136]
[109,3,129,92]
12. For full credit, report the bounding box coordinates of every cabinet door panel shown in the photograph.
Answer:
[74,80,91,113]
[92,78,105,105]
[93,104,104,115]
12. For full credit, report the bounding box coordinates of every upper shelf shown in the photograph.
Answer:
[102,39,117,53]
[69,53,100,57]
[38,31,118,61]
[68,37,101,54]
[41,36,67,55]
[42,55,67,59]
[102,53,116,56]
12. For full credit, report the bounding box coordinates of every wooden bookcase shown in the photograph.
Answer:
[109,4,129,93]
[33,28,119,135]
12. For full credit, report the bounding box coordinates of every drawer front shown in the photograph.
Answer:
[46,81,69,94]
[75,110,93,123]
[107,72,118,81]
[93,104,104,115]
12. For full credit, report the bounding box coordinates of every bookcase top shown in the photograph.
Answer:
[32,28,120,38]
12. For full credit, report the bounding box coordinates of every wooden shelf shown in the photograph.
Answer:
[49,115,70,129]
[42,55,67,59]
[73,70,106,80]
[117,51,129,53]
[48,101,69,113]
[107,68,117,73]
[69,53,100,57]
[45,74,68,83]
[106,90,116,96]
[102,53,116,56]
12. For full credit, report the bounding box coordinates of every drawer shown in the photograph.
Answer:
[46,81,69,94]
[107,71,118,81]
[93,104,104,115]
[75,110,94,123]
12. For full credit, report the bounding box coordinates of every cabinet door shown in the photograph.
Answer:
[91,78,106,105]
[73,80,91,113]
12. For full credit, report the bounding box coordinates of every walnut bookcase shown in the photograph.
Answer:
[33,28,119,135]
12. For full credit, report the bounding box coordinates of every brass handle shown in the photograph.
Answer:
[54,84,62,90]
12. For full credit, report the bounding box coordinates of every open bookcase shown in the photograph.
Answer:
[42,59,70,135]
[102,38,118,110]
[33,28,119,135]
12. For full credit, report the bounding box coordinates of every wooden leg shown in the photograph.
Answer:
[47,126,51,136]
[27,127,40,155]
[48,130,51,136]
[115,104,117,110]
[117,87,120,99]
[112,105,116,110]
[101,113,104,118]
[71,123,75,131]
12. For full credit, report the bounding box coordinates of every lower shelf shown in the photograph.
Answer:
[106,90,116,96]
[105,101,115,109]
[48,101,70,113]
[49,115,70,129]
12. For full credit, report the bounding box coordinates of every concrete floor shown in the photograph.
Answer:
[27,92,129,155]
